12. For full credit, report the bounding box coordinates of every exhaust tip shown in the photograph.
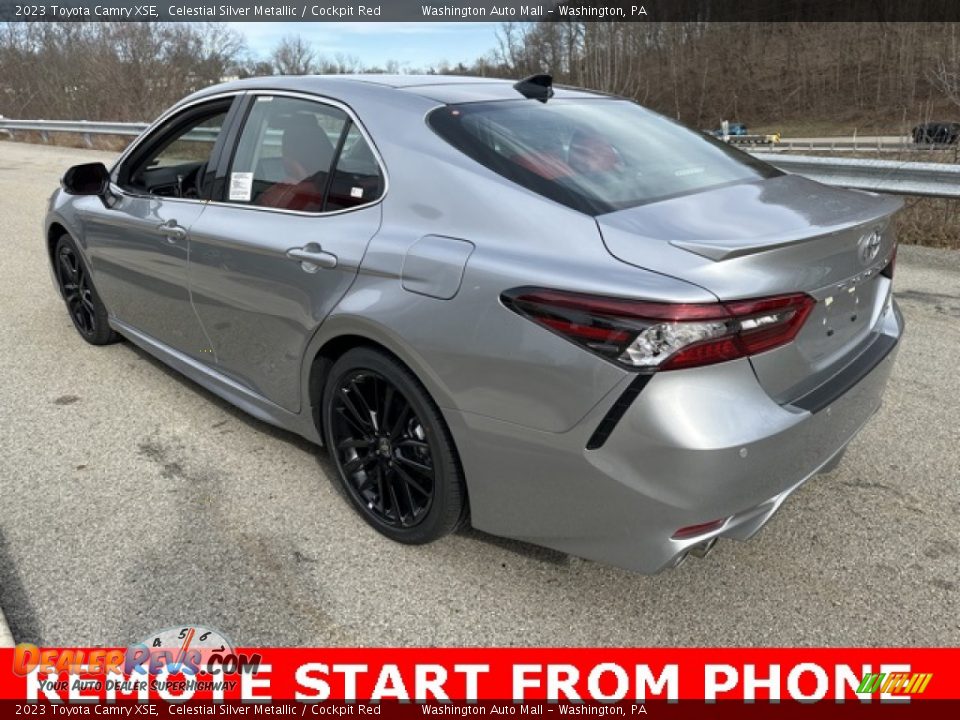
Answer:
[688,537,718,559]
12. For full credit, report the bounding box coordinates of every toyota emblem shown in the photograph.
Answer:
[858,230,882,266]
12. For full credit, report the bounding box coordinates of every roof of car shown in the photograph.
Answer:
[190,74,610,107]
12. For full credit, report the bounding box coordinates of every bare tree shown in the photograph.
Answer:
[238,59,275,78]
[4,19,960,135]
[0,21,245,121]
[270,34,314,75]
[333,53,362,74]
[489,21,960,133]
[190,23,247,82]
[930,25,960,111]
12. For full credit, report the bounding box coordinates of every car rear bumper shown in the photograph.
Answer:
[447,298,903,573]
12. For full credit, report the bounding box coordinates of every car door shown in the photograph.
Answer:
[186,92,386,413]
[80,95,240,358]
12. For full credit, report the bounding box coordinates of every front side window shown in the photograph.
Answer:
[226,96,384,213]
[119,102,229,199]
[428,99,781,215]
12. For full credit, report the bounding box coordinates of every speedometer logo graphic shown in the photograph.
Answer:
[141,625,233,654]
[131,625,258,675]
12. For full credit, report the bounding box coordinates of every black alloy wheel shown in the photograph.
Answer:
[54,234,117,345]
[322,347,467,544]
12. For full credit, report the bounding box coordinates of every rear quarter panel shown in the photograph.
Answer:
[314,90,717,433]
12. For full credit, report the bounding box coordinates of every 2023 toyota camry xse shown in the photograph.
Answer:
[46,74,903,573]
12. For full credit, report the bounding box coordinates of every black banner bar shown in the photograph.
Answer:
[3,0,960,23]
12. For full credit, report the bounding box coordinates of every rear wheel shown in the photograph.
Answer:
[54,233,117,346]
[322,347,467,544]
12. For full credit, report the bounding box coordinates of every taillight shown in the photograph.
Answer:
[501,287,815,372]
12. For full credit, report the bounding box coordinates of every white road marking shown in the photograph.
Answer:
[0,606,14,647]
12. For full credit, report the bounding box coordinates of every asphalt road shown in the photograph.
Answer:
[1,141,957,648]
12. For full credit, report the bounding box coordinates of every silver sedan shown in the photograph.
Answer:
[45,74,903,572]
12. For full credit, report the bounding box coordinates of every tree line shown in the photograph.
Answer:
[2,21,959,132]
[495,21,960,131]
[0,23,452,120]
[0,23,244,120]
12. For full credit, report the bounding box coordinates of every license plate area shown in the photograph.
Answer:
[820,283,871,346]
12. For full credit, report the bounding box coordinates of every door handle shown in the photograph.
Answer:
[157,220,187,243]
[286,243,338,272]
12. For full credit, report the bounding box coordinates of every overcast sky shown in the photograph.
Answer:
[228,22,503,69]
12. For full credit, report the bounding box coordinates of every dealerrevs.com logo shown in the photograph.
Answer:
[11,625,262,698]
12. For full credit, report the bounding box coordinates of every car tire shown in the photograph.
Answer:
[321,346,468,544]
[53,233,118,346]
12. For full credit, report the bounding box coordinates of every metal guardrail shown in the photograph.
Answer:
[778,138,906,151]
[753,153,960,198]
[773,145,956,154]
[2,118,959,199]
[727,133,781,146]
[0,119,218,145]
[0,119,318,149]
[0,119,147,142]
[775,140,958,155]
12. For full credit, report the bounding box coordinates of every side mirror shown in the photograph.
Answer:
[61,162,110,196]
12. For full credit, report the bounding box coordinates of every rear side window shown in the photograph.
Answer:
[428,99,780,215]
[326,125,386,211]
[226,95,384,213]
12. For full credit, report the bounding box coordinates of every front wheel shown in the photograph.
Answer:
[54,233,117,346]
[321,347,468,544]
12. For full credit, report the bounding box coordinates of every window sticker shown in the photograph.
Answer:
[229,172,253,202]
[350,187,364,199]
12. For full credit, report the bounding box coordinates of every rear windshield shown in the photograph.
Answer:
[427,99,780,215]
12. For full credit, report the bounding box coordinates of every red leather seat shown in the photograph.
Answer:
[567,129,623,174]
[511,152,574,180]
[257,178,325,212]
[257,113,336,211]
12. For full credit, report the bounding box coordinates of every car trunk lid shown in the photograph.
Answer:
[596,174,901,403]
